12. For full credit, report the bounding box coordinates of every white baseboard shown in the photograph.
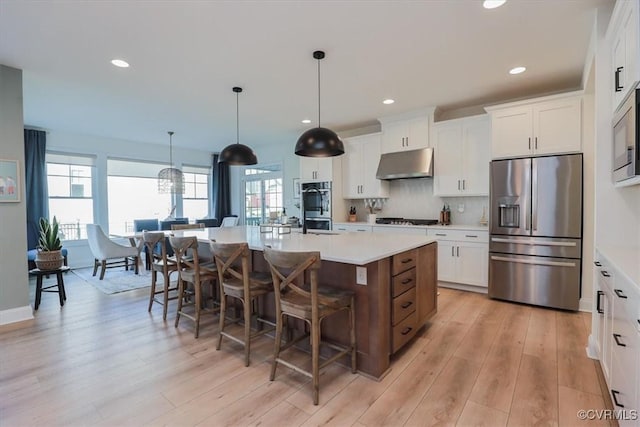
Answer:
[0,305,34,326]
[586,334,599,360]
[579,297,593,313]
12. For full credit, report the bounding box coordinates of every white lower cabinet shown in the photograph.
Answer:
[334,223,372,232]
[593,251,640,425]
[372,225,427,235]
[427,228,488,289]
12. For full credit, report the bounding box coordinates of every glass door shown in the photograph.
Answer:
[243,165,283,225]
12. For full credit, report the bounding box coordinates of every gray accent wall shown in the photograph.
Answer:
[0,65,30,312]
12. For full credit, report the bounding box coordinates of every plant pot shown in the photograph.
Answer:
[35,250,64,271]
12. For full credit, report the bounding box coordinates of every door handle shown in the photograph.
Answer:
[491,256,576,268]
[465,235,478,238]
[614,289,627,299]
[435,233,447,236]
[401,301,413,309]
[456,246,460,257]
[615,67,624,92]
[528,137,531,150]
[611,390,624,408]
[596,290,604,314]
[534,137,538,150]
[463,179,465,190]
[490,237,576,247]
[600,270,610,277]
[451,246,455,257]
[613,333,626,347]
[458,180,460,190]
[532,160,538,231]
[594,261,602,267]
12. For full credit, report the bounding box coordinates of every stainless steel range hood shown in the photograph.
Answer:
[376,147,434,180]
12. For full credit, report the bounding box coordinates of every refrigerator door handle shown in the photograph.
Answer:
[491,256,576,268]
[491,237,577,247]
[531,160,538,231]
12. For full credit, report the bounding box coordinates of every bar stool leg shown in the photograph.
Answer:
[148,269,157,313]
[270,312,284,381]
[175,278,185,328]
[194,281,202,338]
[35,275,43,310]
[162,270,170,321]
[243,297,251,366]
[311,318,320,405]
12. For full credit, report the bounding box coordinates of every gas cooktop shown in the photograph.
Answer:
[375,217,439,226]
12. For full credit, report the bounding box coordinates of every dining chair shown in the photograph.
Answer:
[171,223,205,230]
[86,224,140,280]
[142,231,179,320]
[169,236,218,338]
[263,248,357,405]
[220,216,239,227]
[196,218,219,228]
[210,241,274,366]
[134,218,159,270]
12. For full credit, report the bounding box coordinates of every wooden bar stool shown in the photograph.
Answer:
[210,241,275,366]
[169,236,218,338]
[263,248,356,405]
[30,266,70,310]
[142,231,179,320]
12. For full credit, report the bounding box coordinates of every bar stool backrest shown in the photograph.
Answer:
[169,236,201,281]
[210,241,250,287]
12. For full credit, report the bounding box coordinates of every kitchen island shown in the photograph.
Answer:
[175,226,438,379]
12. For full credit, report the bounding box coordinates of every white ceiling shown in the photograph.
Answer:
[0,0,612,152]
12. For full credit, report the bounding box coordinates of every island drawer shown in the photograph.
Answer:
[392,268,416,297]
[392,310,417,353]
[392,287,416,325]
[392,249,417,275]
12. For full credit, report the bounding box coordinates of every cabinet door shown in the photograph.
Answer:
[361,134,389,198]
[342,139,363,198]
[416,243,437,325]
[299,157,318,181]
[490,106,533,158]
[315,158,333,181]
[381,121,407,153]
[407,117,430,150]
[456,242,488,287]
[623,5,637,105]
[461,117,491,195]
[533,98,581,155]
[433,123,462,196]
[613,27,627,110]
[436,240,457,282]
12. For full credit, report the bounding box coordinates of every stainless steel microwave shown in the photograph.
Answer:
[613,88,640,183]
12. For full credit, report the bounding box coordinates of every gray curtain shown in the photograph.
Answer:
[211,153,231,221]
[24,129,49,250]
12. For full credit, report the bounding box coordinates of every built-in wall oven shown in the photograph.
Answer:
[613,87,640,183]
[301,181,331,231]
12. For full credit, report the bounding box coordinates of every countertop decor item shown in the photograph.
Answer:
[158,131,185,194]
[479,206,488,226]
[35,216,64,271]
[219,87,258,166]
[294,50,344,158]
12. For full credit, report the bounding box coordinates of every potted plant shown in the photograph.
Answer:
[35,216,64,271]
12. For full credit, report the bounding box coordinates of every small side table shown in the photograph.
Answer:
[29,266,70,310]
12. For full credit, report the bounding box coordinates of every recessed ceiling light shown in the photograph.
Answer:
[509,66,526,75]
[301,119,311,124]
[383,99,395,105]
[483,0,506,9]
[111,59,130,68]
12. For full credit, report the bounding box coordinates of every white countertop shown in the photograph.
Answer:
[597,244,640,287]
[177,226,437,265]
[333,222,489,232]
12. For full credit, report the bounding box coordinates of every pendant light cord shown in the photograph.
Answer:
[236,90,240,144]
[168,131,174,168]
[317,56,321,128]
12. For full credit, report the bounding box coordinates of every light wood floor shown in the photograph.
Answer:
[1,272,614,426]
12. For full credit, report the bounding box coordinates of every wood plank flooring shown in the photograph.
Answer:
[0,272,615,426]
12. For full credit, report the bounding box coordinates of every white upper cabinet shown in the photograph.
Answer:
[299,157,333,181]
[610,0,639,112]
[379,110,434,154]
[342,133,389,199]
[486,92,582,159]
[433,115,490,196]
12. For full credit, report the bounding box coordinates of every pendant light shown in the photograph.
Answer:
[218,87,258,165]
[158,131,185,194]
[295,50,344,157]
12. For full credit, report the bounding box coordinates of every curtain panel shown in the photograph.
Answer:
[211,153,231,221]
[24,129,49,250]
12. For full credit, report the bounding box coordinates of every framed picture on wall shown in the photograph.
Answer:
[293,178,301,199]
[0,159,20,202]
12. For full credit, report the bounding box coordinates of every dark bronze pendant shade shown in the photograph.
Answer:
[295,50,344,158]
[158,131,185,194]
[219,87,258,166]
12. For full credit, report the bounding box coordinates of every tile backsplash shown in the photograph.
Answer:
[347,178,489,225]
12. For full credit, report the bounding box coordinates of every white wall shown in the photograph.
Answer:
[0,65,32,324]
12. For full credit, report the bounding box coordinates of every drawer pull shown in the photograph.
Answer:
[401,301,413,309]
[611,390,624,408]
[435,233,447,236]
[614,289,627,299]
[401,326,413,336]
[594,261,602,267]
[401,278,412,285]
[613,333,626,347]
[596,290,604,314]
[401,258,413,264]
[600,271,610,277]
[465,235,478,238]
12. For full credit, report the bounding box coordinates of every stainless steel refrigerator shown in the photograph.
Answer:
[489,153,583,311]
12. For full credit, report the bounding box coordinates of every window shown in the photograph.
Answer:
[182,165,210,220]
[243,164,283,225]
[107,159,173,235]
[46,153,95,240]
